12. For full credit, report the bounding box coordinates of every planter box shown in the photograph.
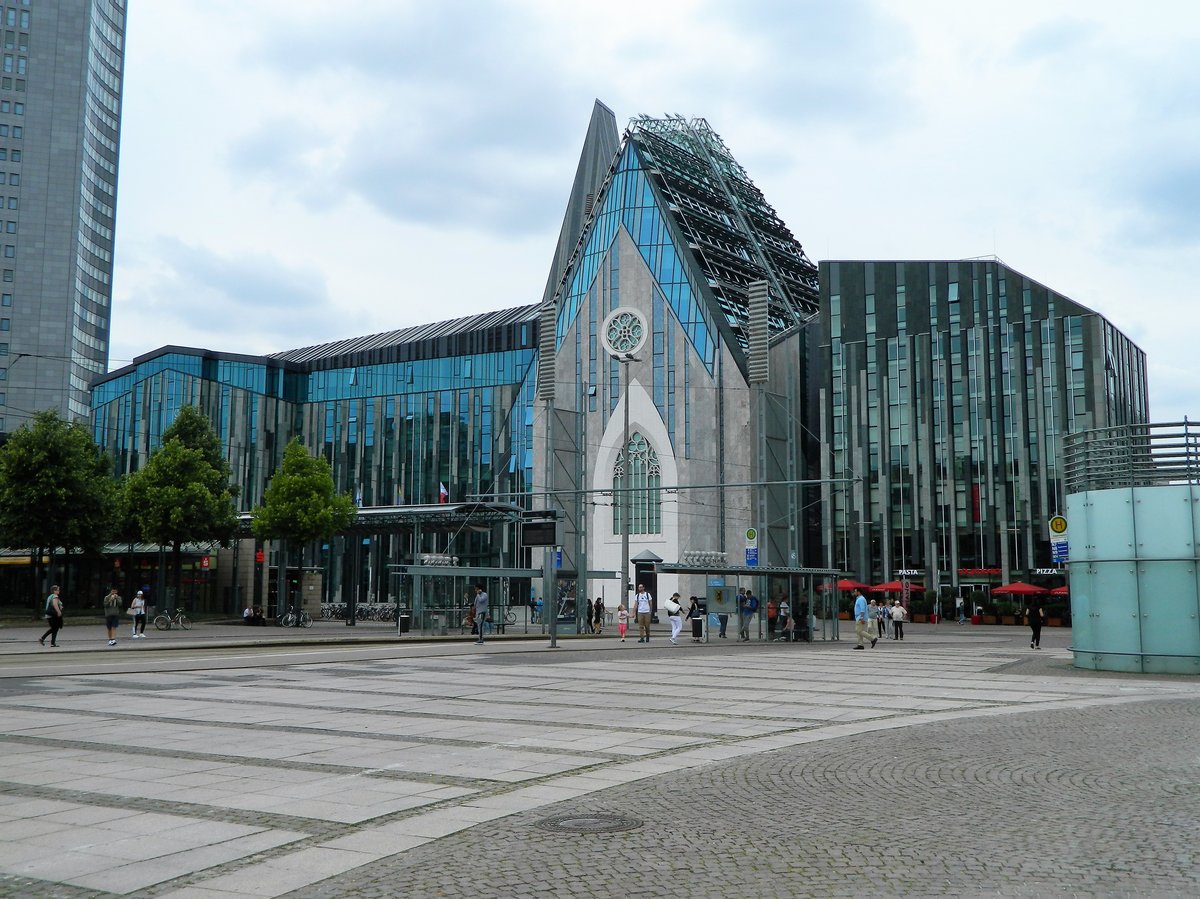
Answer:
[981,615,998,624]
[837,611,851,620]
[911,614,927,623]
[1047,618,1063,627]
[1001,615,1017,626]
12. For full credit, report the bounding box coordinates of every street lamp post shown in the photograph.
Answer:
[601,307,648,611]
[619,354,636,607]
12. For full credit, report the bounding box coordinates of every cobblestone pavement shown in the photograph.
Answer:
[0,625,1196,898]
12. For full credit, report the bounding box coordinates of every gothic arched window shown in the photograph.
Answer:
[613,431,661,535]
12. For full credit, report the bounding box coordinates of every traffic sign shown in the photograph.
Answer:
[745,547,758,567]
[1052,541,1069,563]
[255,549,264,564]
[1048,515,1068,538]
[200,556,210,570]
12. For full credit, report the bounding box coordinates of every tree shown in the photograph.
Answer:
[125,406,237,608]
[0,410,117,612]
[252,437,355,610]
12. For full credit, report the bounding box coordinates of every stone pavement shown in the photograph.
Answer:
[0,624,1196,897]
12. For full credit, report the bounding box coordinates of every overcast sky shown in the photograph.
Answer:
[112,0,1200,421]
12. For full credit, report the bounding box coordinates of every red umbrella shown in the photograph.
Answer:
[1048,585,1069,596]
[821,578,871,592]
[870,580,926,593]
[991,582,1048,596]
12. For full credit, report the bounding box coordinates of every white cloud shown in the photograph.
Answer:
[112,0,1200,421]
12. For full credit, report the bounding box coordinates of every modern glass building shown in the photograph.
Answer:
[91,307,540,610]
[89,101,1151,631]
[819,259,1148,600]
[93,307,540,512]
[3,0,126,432]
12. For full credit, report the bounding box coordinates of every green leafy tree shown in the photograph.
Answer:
[0,409,117,612]
[252,437,355,610]
[125,406,238,607]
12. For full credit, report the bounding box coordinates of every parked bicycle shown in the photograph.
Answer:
[279,606,313,628]
[153,608,191,630]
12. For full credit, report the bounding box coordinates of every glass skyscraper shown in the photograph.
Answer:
[2,0,126,433]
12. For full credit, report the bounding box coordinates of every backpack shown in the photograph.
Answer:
[748,595,759,612]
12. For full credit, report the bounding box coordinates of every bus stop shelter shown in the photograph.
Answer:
[655,561,846,642]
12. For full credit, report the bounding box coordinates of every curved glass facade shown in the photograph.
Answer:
[92,309,540,513]
[821,259,1149,593]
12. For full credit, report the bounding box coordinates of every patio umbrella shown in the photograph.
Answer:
[991,581,1048,596]
[821,578,871,592]
[1048,585,1070,596]
[870,580,926,593]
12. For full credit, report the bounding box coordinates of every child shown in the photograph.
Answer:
[617,604,628,642]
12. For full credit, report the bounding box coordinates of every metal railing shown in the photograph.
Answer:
[1063,420,1200,493]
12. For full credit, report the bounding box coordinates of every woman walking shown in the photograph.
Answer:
[1026,600,1044,649]
[39,585,63,647]
[593,597,605,635]
[665,592,684,645]
[129,590,147,639]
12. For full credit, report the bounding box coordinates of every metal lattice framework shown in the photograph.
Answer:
[627,114,820,352]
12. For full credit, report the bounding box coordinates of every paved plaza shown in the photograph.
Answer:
[0,622,1197,897]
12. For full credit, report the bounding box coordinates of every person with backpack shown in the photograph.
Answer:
[39,585,63,647]
[739,589,758,641]
[635,584,653,643]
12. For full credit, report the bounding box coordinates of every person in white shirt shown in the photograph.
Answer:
[891,600,908,640]
[634,584,653,643]
[665,592,684,644]
[129,590,147,638]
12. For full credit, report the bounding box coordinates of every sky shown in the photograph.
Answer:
[111,0,1200,422]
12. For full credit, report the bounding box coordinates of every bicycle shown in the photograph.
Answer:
[280,606,312,628]
[153,608,191,630]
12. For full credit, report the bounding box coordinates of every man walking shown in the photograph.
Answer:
[635,584,653,643]
[956,594,966,625]
[853,589,877,650]
[891,599,907,640]
[472,584,489,645]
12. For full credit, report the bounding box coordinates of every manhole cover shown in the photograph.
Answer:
[537,813,642,834]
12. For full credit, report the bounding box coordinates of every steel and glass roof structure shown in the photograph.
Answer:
[551,113,819,376]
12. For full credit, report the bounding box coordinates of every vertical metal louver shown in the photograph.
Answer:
[537,301,558,401]
[748,280,770,385]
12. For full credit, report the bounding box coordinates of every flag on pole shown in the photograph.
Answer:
[438,482,449,504]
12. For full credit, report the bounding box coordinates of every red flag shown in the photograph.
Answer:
[439,482,448,504]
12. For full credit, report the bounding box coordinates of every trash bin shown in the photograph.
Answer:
[691,615,704,642]
[398,612,411,634]
[431,614,447,636]
[970,614,982,625]
[929,613,939,624]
